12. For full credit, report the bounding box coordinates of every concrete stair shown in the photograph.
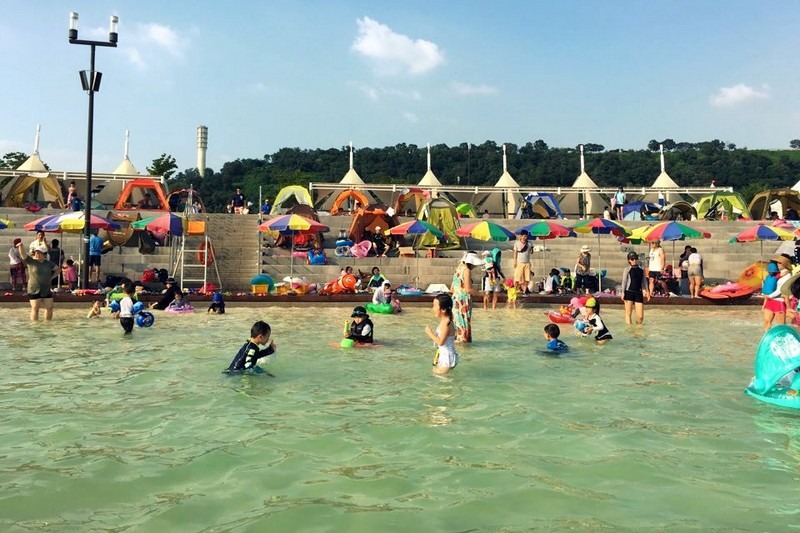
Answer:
[1,208,790,291]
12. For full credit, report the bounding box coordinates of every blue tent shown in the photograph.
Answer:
[516,192,564,219]
[623,201,660,221]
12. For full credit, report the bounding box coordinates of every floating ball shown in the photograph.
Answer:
[132,301,144,314]
[109,301,121,313]
[136,311,155,328]
[340,338,356,348]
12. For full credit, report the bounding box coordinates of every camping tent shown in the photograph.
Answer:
[415,197,464,250]
[659,201,697,221]
[393,188,430,217]
[114,178,170,211]
[347,203,400,242]
[623,201,661,221]
[273,185,313,214]
[456,202,478,219]
[748,188,800,220]
[330,189,370,215]
[696,191,751,220]
[1,172,66,209]
[516,192,564,219]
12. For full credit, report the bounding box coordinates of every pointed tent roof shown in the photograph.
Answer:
[418,143,443,186]
[112,130,138,175]
[17,124,47,172]
[340,141,365,185]
[561,145,606,217]
[650,145,679,188]
[571,145,598,188]
[494,144,519,187]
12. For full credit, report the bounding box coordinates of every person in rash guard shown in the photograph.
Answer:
[225,320,277,373]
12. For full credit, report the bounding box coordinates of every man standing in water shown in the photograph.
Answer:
[17,242,58,321]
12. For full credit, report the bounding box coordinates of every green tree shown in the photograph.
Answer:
[147,153,178,181]
[790,139,800,150]
[0,151,28,169]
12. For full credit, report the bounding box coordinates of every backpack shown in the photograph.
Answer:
[141,269,156,283]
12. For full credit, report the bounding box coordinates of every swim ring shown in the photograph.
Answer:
[166,305,195,313]
[397,287,424,297]
[366,302,393,314]
[136,311,155,328]
[340,274,357,290]
[545,310,574,324]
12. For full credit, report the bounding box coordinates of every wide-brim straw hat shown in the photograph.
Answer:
[581,245,590,253]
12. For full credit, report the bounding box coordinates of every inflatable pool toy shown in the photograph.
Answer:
[366,302,394,314]
[330,341,383,349]
[397,287,424,297]
[109,300,121,313]
[700,282,756,304]
[545,310,575,324]
[340,338,356,348]
[136,311,155,328]
[132,301,144,314]
[166,305,195,313]
[745,325,800,408]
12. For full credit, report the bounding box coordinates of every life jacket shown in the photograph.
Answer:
[349,318,374,343]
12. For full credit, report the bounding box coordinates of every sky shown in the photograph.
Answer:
[1,1,799,175]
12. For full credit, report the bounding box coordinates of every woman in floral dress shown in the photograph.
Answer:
[450,251,483,343]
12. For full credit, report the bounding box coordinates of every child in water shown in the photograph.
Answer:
[112,282,135,334]
[208,290,225,314]
[87,299,102,319]
[425,294,459,375]
[344,306,374,344]
[544,323,568,352]
[225,320,277,373]
[166,290,191,311]
[583,297,612,344]
[504,278,517,309]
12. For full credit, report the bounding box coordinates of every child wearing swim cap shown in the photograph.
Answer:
[583,297,612,344]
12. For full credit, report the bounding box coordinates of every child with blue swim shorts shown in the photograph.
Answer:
[544,323,568,352]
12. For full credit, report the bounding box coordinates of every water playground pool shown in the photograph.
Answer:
[1,305,799,530]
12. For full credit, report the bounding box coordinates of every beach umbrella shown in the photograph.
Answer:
[48,212,121,233]
[729,224,797,276]
[517,220,577,275]
[617,224,653,245]
[0,218,12,229]
[259,214,329,278]
[572,218,631,291]
[456,220,516,241]
[385,220,445,287]
[23,214,63,232]
[131,213,184,236]
[641,221,712,269]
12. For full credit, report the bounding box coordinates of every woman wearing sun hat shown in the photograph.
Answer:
[575,244,592,294]
[451,250,482,343]
[17,241,58,321]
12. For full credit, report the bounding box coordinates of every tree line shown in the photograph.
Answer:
[4,139,800,213]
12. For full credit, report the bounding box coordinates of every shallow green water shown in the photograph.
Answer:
[1,305,799,531]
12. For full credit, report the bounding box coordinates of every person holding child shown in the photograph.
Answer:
[372,280,402,313]
[225,320,277,373]
[425,294,459,375]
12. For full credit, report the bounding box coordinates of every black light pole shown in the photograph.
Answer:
[68,12,118,289]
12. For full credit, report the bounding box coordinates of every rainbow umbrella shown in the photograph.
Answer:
[131,213,184,236]
[572,218,631,291]
[642,221,712,272]
[23,214,64,232]
[385,219,444,239]
[259,214,329,278]
[0,218,12,229]
[386,220,445,287]
[456,220,516,241]
[617,224,653,245]
[730,223,797,271]
[517,220,576,275]
[50,212,121,233]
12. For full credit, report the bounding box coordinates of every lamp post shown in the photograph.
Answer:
[68,12,118,289]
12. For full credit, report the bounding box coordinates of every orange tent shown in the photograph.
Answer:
[114,178,170,211]
[393,188,430,216]
[330,189,370,215]
[347,203,400,242]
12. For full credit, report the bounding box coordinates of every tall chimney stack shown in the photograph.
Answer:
[196,125,208,177]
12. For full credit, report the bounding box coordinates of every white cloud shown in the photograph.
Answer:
[452,82,498,95]
[122,23,189,70]
[710,83,768,107]
[403,112,419,123]
[352,17,445,76]
[350,82,421,102]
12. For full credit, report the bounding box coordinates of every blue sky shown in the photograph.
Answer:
[1,1,798,174]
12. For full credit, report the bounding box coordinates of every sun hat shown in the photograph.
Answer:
[772,255,793,271]
[581,245,590,253]
[780,270,800,296]
[585,297,597,308]
[32,245,48,254]
[627,251,638,260]
[351,306,368,317]
[461,251,483,266]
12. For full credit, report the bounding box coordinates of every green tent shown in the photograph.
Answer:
[456,202,478,218]
[696,191,751,220]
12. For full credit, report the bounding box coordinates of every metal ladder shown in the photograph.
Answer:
[172,232,222,292]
